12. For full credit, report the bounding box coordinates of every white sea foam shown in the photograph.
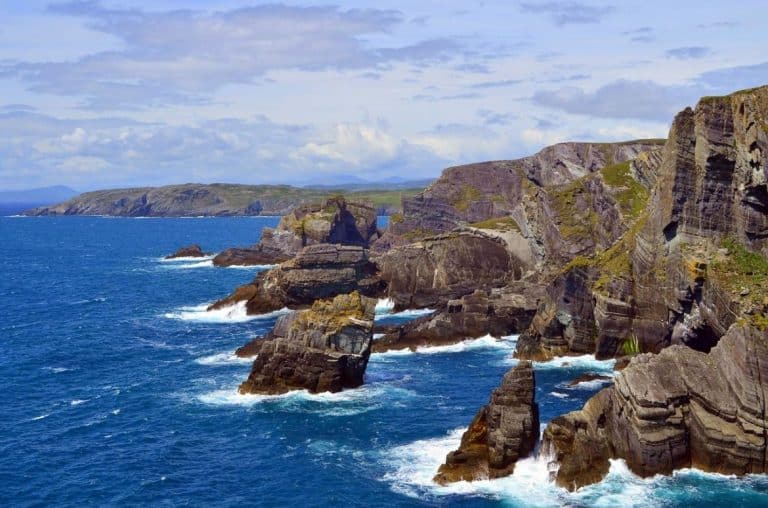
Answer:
[163,301,291,323]
[377,308,435,320]
[70,399,87,406]
[568,377,614,390]
[502,354,617,373]
[195,352,254,366]
[373,333,385,340]
[31,414,50,421]
[372,335,518,358]
[44,367,72,374]
[158,255,216,263]
[167,260,215,269]
[550,391,569,399]
[375,298,396,314]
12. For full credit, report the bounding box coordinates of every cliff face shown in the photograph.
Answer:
[238,292,376,394]
[535,86,768,487]
[434,361,539,483]
[377,140,665,266]
[26,183,421,217]
[543,324,768,490]
[517,87,768,361]
[212,197,378,266]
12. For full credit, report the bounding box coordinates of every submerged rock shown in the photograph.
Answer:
[165,244,208,259]
[238,292,376,395]
[542,323,768,491]
[210,244,384,314]
[434,361,539,484]
[213,197,378,266]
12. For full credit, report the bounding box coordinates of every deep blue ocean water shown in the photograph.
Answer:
[2,216,768,507]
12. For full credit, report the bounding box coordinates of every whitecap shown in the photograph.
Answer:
[44,367,72,374]
[568,378,614,390]
[111,409,121,415]
[377,308,435,320]
[163,301,291,324]
[375,298,396,314]
[372,335,518,358]
[550,391,569,399]
[195,352,254,366]
[158,254,216,263]
[165,260,214,269]
[30,414,50,421]
[70,399,87,406]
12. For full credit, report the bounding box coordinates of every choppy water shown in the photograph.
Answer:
[2,216,767,507]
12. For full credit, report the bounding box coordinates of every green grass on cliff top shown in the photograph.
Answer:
[600,161,649,219]
[711,238,768,329]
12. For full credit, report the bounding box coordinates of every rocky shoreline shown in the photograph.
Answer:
[171,85,768,490]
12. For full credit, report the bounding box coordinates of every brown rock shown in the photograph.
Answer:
[165,244,208,259]
[238,292,376,394]
[434,361,539,483]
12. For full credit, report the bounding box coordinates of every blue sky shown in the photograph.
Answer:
[1,0,766,190]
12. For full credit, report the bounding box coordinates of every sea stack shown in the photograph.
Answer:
[238,292,376,394]
[434,361,539,484]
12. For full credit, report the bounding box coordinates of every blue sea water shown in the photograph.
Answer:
[1,216,768,507]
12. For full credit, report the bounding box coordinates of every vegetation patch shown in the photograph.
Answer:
[600,161,649,219]
[620,335,640,355]
[469,216,520,232]
[550,180,599,242]
[452,185,483,212]
[710,238,768,327]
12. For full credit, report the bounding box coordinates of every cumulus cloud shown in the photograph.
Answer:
[1,2,462,109]
[520,2,615,26]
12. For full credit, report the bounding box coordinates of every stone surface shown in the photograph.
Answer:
[373,286,540,352]
[375,229,531,310]
[434,361,539,483]
[210,244,384,314]
[542,323,768,490]
[213,197,379,266]
[164,244,207,259]
[238,292,376,394]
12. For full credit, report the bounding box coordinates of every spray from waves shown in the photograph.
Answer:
[502,353,617,373]
[378,308,435,320]
[165,260,215,269]
[196,382,418,417]
[375,298,396,314]
[372,335,518,358]
[380,428,725,507]
[163,301,291,324]
[195,352,254,366]
[567,377,614,390]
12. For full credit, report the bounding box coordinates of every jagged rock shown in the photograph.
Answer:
[542,323,768,490]
[434,361,539,483]
[517,87,768,361]
[377,140,665,264]
[566,373,612,387]
[210,244,384,315]
[238,292,376,394]
[373,286,540,353]
[213,197,379,266]
[375,229,530,310]
[164,244,207,259]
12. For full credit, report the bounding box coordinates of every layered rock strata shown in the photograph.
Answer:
[238,292,376,394]
[434,361,539,483]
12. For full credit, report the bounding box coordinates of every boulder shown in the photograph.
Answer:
[238,292,376,394]
[434,361,539,483]
[165,244,208,259]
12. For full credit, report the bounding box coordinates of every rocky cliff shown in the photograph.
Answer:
[238,292,376,394]
[531,86,768,486]
[212,197,378,266]
[26,183,421,217]
[211,244,384,315]
[434,361,539,483]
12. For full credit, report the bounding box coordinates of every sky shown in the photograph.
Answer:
[0,0,766,191]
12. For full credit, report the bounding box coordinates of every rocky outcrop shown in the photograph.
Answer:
[517,86,768,361]
[26,183,421,217]
[213,197,379,266]
[375,229,531,310]
[373,286,540,352]
[378,140,665,263]
[434,361,539,483]
[238,292,376,394]
[210,244,384,314]
[542,323,768,490]
[165,244,207,259]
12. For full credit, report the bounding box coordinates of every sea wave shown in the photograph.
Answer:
[380,429,711,507]
[375,298,396,314]
[163,301,291,323]
[372,334,518,358]
[195,351,254,366]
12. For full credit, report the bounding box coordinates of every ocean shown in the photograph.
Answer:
[2,216,767,507]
